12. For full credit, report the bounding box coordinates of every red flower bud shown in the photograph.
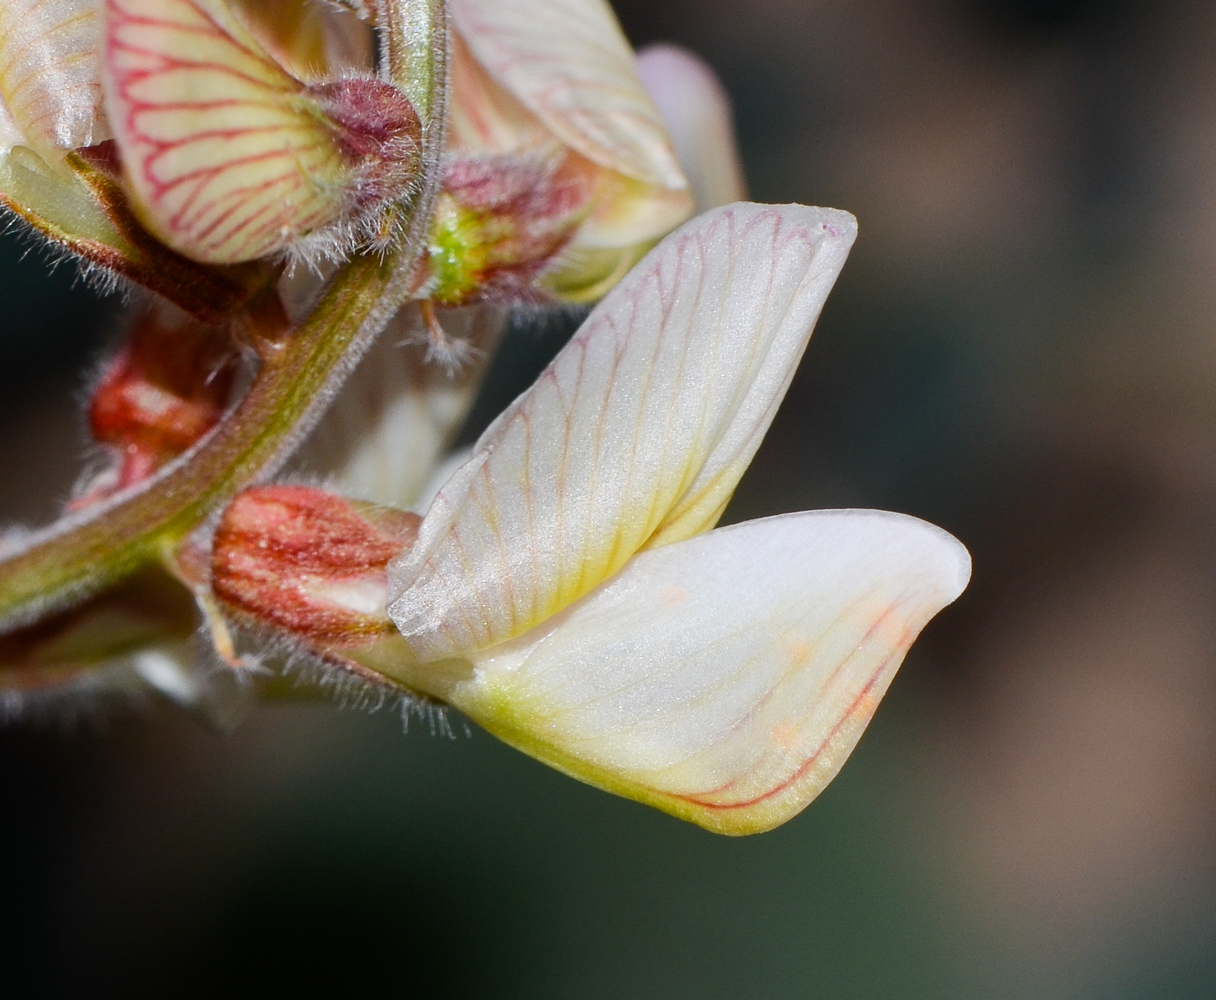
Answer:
[82,305,237,502]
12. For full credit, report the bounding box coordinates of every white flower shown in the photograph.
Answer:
[374,202,970,833]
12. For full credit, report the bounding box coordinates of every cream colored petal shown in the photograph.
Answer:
[293,304,509,510]
[444,511,970,835]
[228,0,375,82]
[449,0,686,189]
[388,202,857,660]
[446,29,551,154]
[637,44,747,212]
[571,164,694,250]
[0,0,109,158]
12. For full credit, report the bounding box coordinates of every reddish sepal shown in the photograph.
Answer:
[212,486,419,644]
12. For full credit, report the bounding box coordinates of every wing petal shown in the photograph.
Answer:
[102,0,350,263]
[388,202,857,660]
[449,0,685,189]
[444,511,970,834]
[0,0,109,157]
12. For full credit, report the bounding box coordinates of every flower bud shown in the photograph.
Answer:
[434,2,697,306]
[0,0,279,320]
[78,304,238,504]
[212,486,419,645]
[423,151,593,305]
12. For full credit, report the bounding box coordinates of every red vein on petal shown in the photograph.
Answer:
[106,0,345,261]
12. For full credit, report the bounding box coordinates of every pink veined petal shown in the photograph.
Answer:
[388,202,858,662]
[637,44,747,213]
[445,29,552,155]
[436,510,971,835]
[102,0,350,263]
[0,0,110,157]
[449,0,686,189]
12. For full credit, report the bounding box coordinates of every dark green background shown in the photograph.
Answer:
[3,0,1215,995]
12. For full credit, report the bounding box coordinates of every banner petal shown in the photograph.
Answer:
[389,202,857,659]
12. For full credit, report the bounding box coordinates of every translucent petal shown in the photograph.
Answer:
[294,304,509,510]
[388,203,857,660]
[449,0,686,189]
[228,0,374,82]
[446,30,551,155]
[0,0,109,158]
[102,0,350,263]
[637,44,747,213]
[445,511,970,835]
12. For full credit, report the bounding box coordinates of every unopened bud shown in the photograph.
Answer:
[81,305,237,503]
[424,151,593,306]
[212,486,420,645]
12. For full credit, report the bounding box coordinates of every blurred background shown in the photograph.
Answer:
[3,0,1216,995]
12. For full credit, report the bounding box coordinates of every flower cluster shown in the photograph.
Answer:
[0,0,968,834]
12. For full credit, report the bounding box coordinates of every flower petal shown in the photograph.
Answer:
[442,510,970,835]
[388,202,857,660]
[227,0,374,83]
[446,30,551,155]
[449,0,686,189]
[102,0,357,262]
[637,44,747,213]
[294,303,509,510]
[0,0,109,158]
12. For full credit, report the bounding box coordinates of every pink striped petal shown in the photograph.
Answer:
[388,203,857,660]
[450,0,686,189]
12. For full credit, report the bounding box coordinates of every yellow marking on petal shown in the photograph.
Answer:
[772,721,799,751]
